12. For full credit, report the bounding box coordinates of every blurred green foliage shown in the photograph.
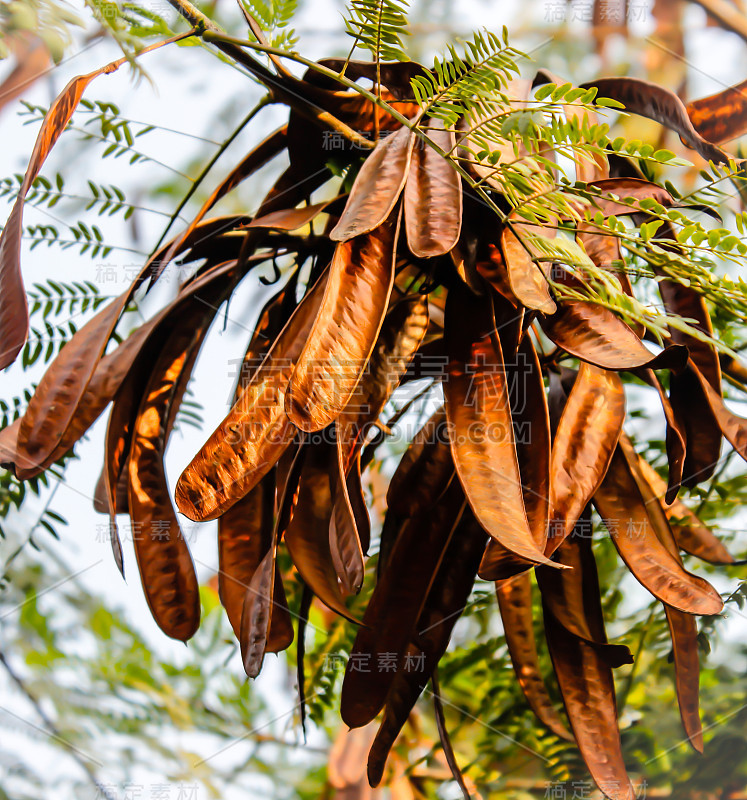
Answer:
[1,0,747,798]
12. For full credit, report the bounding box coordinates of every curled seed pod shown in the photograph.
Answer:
[479,332,552,579]
[127,299,227,640]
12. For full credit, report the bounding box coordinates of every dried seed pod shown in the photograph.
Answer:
[543,600,636,800]
[595,445,723,616]
[341,480,466,728]
[367,512,487,786]
[404,118,462,257]
[444,284,555,567]
[175,271,327,522]
[496,574,573,741]
[501,227,556,314]
[330,126,414,241]
[547,363,625,555]
[285,217,399,433]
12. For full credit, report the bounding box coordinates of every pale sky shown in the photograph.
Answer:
[1,0,747,796]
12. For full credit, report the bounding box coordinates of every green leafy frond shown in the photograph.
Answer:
[22,320,79,367]
[82,0,175,76]
[437,70,747,346]
[119,2,173,39]
[19,99,160,169]
[28,279,108,316]
[24,221,115,259]
[242,0,300,49]
[410,28,521,126]
[21,280,108,366]
[1,173,143,220]
[344,0,410,64]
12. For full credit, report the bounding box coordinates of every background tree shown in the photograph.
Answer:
[1,1,747,798]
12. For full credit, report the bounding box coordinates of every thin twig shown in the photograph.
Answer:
[150,95,272,256]
[166,0,374,149]
[234,0,296,80]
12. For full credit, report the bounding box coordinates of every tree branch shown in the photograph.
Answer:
[688,0,747,42]
[165,0,375,149]
[234,0,296,80]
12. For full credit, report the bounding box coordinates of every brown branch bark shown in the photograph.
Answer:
[233,0,296,80]
[165,0,374,149]
[688,0,747,42]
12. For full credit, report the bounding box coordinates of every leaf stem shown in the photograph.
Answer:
[618,602,657,714]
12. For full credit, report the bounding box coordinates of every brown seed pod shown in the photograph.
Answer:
[341,479,466,729]
[444,284,556,567]
[594,444,724,616]
[330,126,414,242]
[285,216,399,433]
[547,363,625,555]
[403,118,462,258]
[174,271,327,522]
[496,573,573,741]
